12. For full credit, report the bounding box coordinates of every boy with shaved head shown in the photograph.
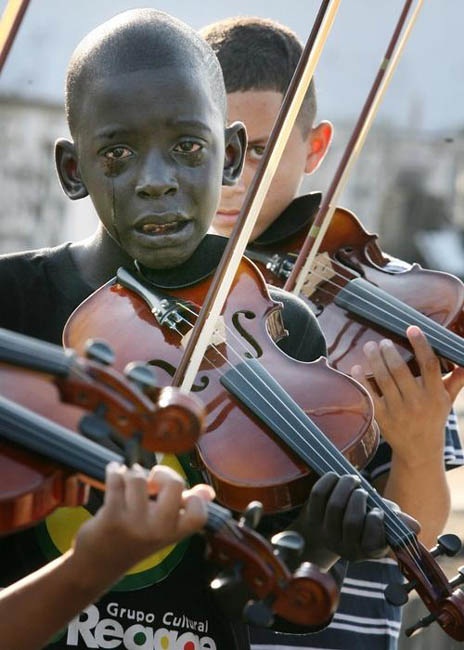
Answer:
[0,9,419,650]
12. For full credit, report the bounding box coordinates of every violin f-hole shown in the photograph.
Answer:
[232,310,262,359]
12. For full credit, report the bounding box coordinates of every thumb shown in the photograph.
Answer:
[443,366,464,403]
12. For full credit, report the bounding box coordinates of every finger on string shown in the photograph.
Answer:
[364,339,411,401]
[351,363,381,405]
[305,472,340,524]
[397,509,421,536]
[341,487,368,553]
[361,507,388,558]
[361,341,398,400]
[178,493,210,535]
[124,463,149,513]
[104,461,127,511]
[185,483,215,504]
[323,475,362,539]
[149,466,185,520]
[406,325,442,392]
[146,464,183,497]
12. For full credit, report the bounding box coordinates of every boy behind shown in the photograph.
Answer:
[202,16,464,650]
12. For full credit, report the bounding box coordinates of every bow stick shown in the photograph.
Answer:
[0,0,30,73]
[173,0,341,391]
[284,0,423,295]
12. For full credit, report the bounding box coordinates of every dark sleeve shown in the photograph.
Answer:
[268,285,327,362]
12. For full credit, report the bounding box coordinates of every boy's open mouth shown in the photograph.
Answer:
[137,220,188,236]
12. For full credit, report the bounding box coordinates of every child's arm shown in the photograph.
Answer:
[0,463,214,650]
[351,325,464,548]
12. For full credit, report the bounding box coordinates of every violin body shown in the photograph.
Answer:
[248,205,464,375]
[0,439,88,533]
[0,365,90,531]
[64,258,378,514]
[0,328,207,532]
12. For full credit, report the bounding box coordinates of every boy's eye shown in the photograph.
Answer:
[174,141,203,154]
[248,144,266,161]
[104,146,132,160]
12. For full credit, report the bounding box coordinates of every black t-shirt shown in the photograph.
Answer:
[0,239,327,650]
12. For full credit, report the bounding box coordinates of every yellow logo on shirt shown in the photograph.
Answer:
[35,454,193,590]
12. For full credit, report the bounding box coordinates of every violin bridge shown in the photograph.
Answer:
[300,252,335,299]
[181,316,226,349]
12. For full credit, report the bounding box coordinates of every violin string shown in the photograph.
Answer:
[291,258,464,360]
[171,304,425,572]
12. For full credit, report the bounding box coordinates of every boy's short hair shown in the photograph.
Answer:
[200,16,316,136]
[66,8,227,137]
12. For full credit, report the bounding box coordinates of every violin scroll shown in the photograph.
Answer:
[0,327,204,455]
[386,534,464,640]
[205,501,339,628]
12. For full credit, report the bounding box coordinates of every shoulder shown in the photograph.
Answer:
[268,285,327,362]
[0,242,76,303]
[0,242,72,278]
[0,243,92,343]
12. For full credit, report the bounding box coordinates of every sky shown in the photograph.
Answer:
[0,0,463,135]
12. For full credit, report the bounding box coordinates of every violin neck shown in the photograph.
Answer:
[0,391,238,537]
[335,278,464,367]
[0,327,74,376]
[0,394,121,486]
[221,358,413,548]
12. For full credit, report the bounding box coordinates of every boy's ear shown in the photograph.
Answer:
[304,120,333,175]
[222,121,247,186]
[55,138,88,200]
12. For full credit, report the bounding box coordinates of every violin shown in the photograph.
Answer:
[246,200,464,377]
[253,0,464,380]
[0,326,204,455]
[0,326,206,529]
[63,259,464,640]
[64,258,378,514]
[0,381,339,628]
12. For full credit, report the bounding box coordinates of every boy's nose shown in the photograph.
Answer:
[136,155,179,198]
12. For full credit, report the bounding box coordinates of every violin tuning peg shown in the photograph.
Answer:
[431,534,462,558]
[449,566,464,589]
[271,530,305,567]
[210,566,254,621]
[79,411,114,443]
[243,596,275,628]
[384,581,412,606]
[210,566,241,592]
[405,612,436,637]
[85,339,115,366]
[239,501,264,529]
[124,362,159,391]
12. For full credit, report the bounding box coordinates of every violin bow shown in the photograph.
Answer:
[0,0,31,73]
[173,0,341,391]
[284,0,423,295]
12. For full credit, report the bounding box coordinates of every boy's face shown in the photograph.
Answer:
[70,65,229,269]
[212,90,330,241]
